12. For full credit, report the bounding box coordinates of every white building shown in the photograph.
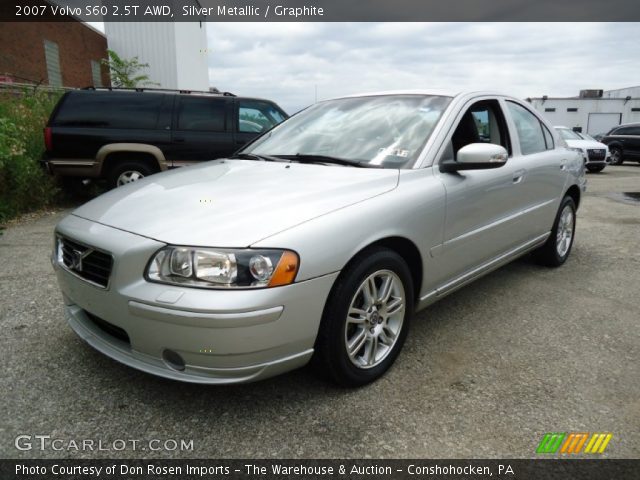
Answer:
[104,21,209,91]
[529,86,640,135]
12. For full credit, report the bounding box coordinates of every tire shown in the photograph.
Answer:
[314,247,414,387]
[107,161,156,189]
[587,165,605,173]
[533,196,576,267]
[609,147,624,165]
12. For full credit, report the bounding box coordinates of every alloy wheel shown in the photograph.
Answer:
[556,205,574,258]
[344,269,406,369]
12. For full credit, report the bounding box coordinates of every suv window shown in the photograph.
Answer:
[506,101,547,155]
[613,126,640,135]
[177,97,227,132]
[53,92,164,129]
[239,100,286,133]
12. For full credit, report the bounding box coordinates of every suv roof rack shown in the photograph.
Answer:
[81,86,236,97]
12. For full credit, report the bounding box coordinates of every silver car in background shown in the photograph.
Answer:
[53,91,586,386]
[555,126,609,173]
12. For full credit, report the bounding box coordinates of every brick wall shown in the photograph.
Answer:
[0,21,109,88]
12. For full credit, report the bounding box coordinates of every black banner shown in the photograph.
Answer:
[1,459,639,480]
[2,0,640,22]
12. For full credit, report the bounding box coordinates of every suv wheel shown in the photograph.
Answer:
[314,247,413,387]
[609,147,624,165]
[534,196,576,267]
[108,161,156,188]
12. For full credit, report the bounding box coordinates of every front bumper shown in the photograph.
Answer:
[54,214,338,384]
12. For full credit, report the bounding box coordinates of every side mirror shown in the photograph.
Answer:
[440,143,508,173]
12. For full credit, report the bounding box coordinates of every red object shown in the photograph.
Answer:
[44,127,53,151]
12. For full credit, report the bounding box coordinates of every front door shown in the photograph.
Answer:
[434,98,527,284]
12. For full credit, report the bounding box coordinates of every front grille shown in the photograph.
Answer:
[86,312,130,345]
[58,236,113,288]
[588,149,606,161]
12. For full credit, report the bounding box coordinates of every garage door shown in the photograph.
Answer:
[587,113,622,135]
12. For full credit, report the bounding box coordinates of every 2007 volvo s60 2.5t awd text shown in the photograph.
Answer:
[53,91,585,386]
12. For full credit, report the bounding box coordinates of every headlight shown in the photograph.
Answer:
[146,247,299,289]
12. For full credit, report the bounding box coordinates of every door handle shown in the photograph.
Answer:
[513,169,526,184]
[174,137,186,143]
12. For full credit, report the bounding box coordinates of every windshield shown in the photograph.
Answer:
[557,128,583,141]
[242,95,452,168]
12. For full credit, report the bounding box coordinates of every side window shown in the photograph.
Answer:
[506,101,547,155]
[446,100,510,160]
[177,98,227,132]
[542,124,554,150]
[625,127,640,135]
[53,92,163,129]
[238,100,285,133]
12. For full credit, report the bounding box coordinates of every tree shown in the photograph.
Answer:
[101,50,158,88]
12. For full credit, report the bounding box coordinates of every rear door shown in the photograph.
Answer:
[167,96,235,165]
[503,100,568,239]
[235,99,288,150]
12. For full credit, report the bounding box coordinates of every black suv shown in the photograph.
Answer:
[601,123,640,165]
[42,88,288,188]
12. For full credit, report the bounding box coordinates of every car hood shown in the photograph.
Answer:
[564,139,608,150]
[72,159,399,247]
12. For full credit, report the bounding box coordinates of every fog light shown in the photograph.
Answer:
[162,349,185,371]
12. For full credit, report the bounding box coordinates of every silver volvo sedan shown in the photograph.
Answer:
[52,91,586,386]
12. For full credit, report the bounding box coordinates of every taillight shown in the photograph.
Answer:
[44,127,52,151]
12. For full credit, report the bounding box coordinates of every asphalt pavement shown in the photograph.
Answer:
[1,166,638,459]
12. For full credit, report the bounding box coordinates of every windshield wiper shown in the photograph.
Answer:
[228,152,282,162]
[273,153,381,168]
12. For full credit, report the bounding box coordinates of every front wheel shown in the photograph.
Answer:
[107,161,156,189]
[533,196,576,267]
[609,147,624,165]
[314,248,414,387]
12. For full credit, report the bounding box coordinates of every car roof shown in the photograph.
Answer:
[66,89,282,105]
[612,122,640,128]
[331,89,511,100]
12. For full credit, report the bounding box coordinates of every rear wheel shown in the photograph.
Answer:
[107,161,156,189]
[534,196,576,267]
[609,147,624,165]
[314,248,414,387]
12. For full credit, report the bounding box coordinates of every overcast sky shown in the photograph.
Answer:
[91,22,639,114]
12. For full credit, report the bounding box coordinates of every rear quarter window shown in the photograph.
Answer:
[53,92,164,129]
